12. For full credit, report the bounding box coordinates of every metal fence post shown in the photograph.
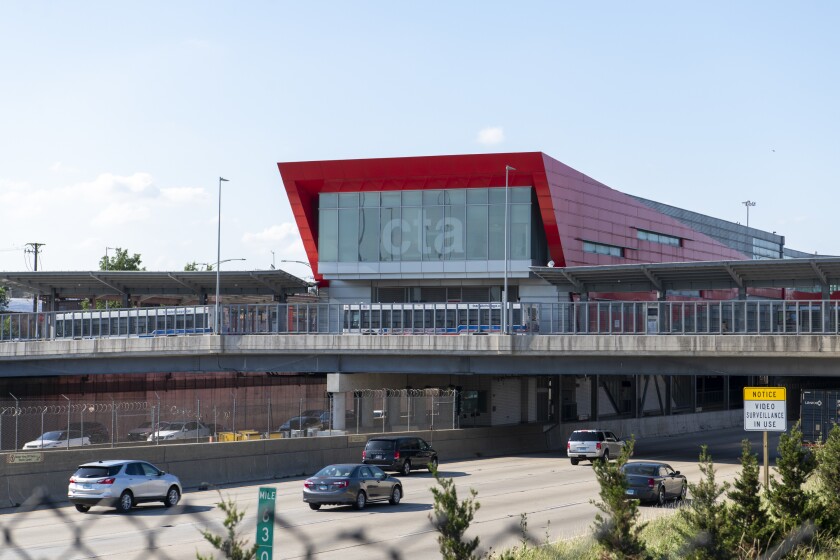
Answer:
[61,394,70,450]
[154,392,161,445]
[10,393,19,451]
[40,407,46,448]
[111,399,115,448]
[232,392,237,436]
[197,398,201,443]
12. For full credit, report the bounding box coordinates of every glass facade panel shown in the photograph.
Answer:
[318,186,536,265]
[338,208,358,261]
[401,207,422,261]
[319,209,338,262]
[359,208,380,262]
[380,207,401,261]
[488,204,505,260]
[466,205,488,260]
[338,192,359,208]
[320,193,337,208]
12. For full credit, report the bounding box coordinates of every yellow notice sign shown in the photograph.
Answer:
[744,387,786,401]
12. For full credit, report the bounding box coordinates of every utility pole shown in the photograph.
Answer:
[24,243,45,312]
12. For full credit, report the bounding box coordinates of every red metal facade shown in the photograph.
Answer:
[277,153,748,281]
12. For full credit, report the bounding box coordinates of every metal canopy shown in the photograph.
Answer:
[0,270,311,299]
[531,258,840,293]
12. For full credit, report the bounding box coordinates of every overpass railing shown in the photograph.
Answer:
[1,299,839,342]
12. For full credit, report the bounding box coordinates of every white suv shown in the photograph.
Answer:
[567,429,625,465]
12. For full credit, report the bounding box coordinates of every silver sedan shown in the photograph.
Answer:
[303,463,403,510]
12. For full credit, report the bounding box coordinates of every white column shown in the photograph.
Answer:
[331,391,347,431]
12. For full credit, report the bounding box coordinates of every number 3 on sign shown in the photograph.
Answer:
[261,526,270,542]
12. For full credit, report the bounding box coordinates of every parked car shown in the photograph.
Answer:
[303,463,403,510]
[278,416,323,433]
[567,429,626,465]
[621,461,687,505]
[362,436,438,476]
[69,422,110,444]
[23,430,90,449]
[127,421,170,441]
[147,420,210,442]
[318,410,357,429]
[68,459,182,513]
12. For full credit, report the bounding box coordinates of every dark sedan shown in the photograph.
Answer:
[303,463,403,510]
[622,461,687,505]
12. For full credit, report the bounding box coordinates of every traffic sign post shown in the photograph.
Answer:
[256,486,276,560]
[744,387,787,488]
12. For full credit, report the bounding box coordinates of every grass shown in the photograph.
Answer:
[495,509,840,559]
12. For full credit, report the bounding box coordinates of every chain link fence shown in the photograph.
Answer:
[0,389,458,451]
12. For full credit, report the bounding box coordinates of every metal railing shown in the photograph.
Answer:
[2,299,840,342]
[0,390,458,452]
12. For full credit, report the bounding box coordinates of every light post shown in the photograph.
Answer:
[197,258,245,271]
[216,177,229,335]
[280,259,312,269]
[742,200,756,228]
[503,165,516,335]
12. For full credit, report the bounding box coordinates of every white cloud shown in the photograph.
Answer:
[242,223,300,246]
[477,126,504,145]
[49,161,80,174]
[161,187,209,204]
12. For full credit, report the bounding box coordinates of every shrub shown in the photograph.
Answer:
[767,421,816,535]
[726,439,771,556]
[678,445,730,559]
[429,463,481,560]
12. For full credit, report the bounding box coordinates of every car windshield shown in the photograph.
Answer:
[623,465,657,476]
[569,431,604,442]
[165,422,186,431]
[73,465,122,478]
[315,465,355,478]
[365,440,395,451]
[39,431,66,440]
[133,422,153,430]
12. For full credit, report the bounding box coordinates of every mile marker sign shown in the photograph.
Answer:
[744,387,787,432]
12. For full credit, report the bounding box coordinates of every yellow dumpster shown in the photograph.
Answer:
[218,432,236,442]
[236,430,261,441]
[267,432,284,439]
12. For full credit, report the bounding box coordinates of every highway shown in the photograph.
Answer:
[0,427,781,559]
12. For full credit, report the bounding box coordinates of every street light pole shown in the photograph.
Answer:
[742,200,756,228]
[105,247,116,309]
[216,177,229,335]
[503,165,515,335]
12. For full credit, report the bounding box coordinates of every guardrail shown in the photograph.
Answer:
[2,299,839,342]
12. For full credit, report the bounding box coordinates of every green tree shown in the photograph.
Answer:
[814,424,840,532]
[726,439,770,557]
[196,494,257,560]
[590,437,650,560]
[428,464,481,560]
[679,445,731,560]
[0,285,8,311]
[767,421,816,534]
[99,248,145,271]
[184,261,213,271]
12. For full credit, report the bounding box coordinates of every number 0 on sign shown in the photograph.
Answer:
[257,487,276,559]
[743,387,787,432]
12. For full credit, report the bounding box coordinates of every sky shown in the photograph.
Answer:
[1,2,839,280]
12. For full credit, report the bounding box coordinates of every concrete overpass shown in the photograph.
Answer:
[2,333,840,377]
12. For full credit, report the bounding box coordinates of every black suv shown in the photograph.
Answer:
[362,436,438,476]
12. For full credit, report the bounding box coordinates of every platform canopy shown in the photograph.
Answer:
[0,270,311,300]
[530,257,840,294]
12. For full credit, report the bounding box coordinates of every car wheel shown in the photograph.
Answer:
[116,491,134,513]
[401,459,412,476]
[164,486,180,508]
[309,503,321,511]
[679,483,687,501]
[602,450,610,462]
[354,491,367,510]
[74,504,90,513]
[389,486,402,505]
[570,458,579,466]
[428,457,438,472]
[657,486,666,506]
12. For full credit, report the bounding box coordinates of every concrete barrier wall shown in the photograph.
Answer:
[545,409,743,450]
[0,424,548,509]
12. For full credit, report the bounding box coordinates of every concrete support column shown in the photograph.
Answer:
[665,375,672,416]
[592,374,599,422]
[122,292,131,308]
[331,391,346,430]
[724,376,730,410]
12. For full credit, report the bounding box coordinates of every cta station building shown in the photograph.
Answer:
[277,152,824,429]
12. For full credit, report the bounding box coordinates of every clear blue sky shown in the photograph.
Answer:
[1,2,838,278]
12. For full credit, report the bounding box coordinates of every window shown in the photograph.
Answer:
[583,241,623,257]
[636,229,681,247]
